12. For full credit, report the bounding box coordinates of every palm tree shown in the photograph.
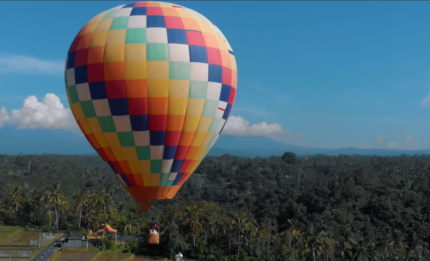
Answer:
[42,183,67,230]
[75,190,90,228]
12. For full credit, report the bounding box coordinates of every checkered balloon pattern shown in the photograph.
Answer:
[65,1,237,210]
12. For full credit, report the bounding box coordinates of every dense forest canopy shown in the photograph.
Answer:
[1,153,430,260]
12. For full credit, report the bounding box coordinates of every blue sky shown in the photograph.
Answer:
[1,1,430,153]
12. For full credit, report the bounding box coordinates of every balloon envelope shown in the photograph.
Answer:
[64,1,237,210]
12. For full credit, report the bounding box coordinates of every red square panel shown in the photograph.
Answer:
[134,2,148,7]
[87,63,104,82]
[165,16,185,29]
[106,80,126,99]
[149,115,167,131]
[74,48,89,67]
[165,131,182,146]
[228,87,236,104]
[174,146,189,160]
[179,160,192,172]
[128,97,148,115]
[147,7,163,16]
[222,67,232,85]
[186,31,205,46]
[207,47,222,65]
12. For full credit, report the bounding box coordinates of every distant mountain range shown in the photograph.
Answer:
[1,127,430,157]
[208,135,430,157]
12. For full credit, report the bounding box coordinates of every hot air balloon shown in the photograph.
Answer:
[64,2,237,211]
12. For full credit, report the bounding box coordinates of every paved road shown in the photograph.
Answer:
[31,234,63,261]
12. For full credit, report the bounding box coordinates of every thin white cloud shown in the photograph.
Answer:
[388,142,397,149]
[0,54,63,75]
[406,136,414,142]
[0,107,10,127]
[376,136,383,144]
[4,94,77,130]
[420,93,430,107]
[223,115,283,136]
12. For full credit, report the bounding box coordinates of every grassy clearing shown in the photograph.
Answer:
[0,226,22,244]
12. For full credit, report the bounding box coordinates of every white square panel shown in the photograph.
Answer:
[76,83,91,101]
[206,82,221,100]
[113,115,132,132]
[66,68,75,87]
[168,172,177,181]
[190,62,208,81]
[127,15,147,28]
[146,28,168,43]
[133,131,150,146]
[92,99,111,117]
[161,159,174,173]
[168,44,190,62]
[114,7,132,17]
[150,145,164,160]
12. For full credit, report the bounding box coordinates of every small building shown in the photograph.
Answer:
[63,232,89,248]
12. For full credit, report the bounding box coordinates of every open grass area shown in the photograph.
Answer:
[0,226,21,244]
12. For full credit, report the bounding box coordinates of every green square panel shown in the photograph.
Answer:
[169,61,190,80]
[189,81,207,99]
[98,117,116,132]
[117,132,135,147]
[110,17,129,29]
[160,173,169,186]
[208,117,221,133]
[136,146,150,160]
[202,100,218,116]
[67,86,79,104]
[103,10,116,20]
[80,101,96,118]
[150,160,162,173]
[126,28,146,43]
[166,180,174,186]
[147,44,168,61]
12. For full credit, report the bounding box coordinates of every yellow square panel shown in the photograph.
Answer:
[230,57,237,71]
[196,20,212,33]
[129,161,142,175]
[169,80,189,98]
[186,99,205,116]
[125,44,147,61]
[196,116,213,132]
[195,146,209,159]
[106,29,127,45]
[125,61,147,80]
[231,71,238,88]
[71,103,85,120]
[176,9,194,18]
[94,19,113,32]
[122,147,139,162]
[104,132,121,148]
[201,133,214,147]
[168,98,188,115]
[94,133,109,148]
[147,79,169,97]
[191,132,207,146]
[142,173,152,186]
[111,147,127,161]
[139,160,151,174]
[78,119,92,135]
[202,32,218,49]
[87,118,102,134]
[150,174,161,186]
[104,44,125,62]
[182,115,201,131]
[147,61,169,79]
[90,31,109,47]
[82,18,101,35]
